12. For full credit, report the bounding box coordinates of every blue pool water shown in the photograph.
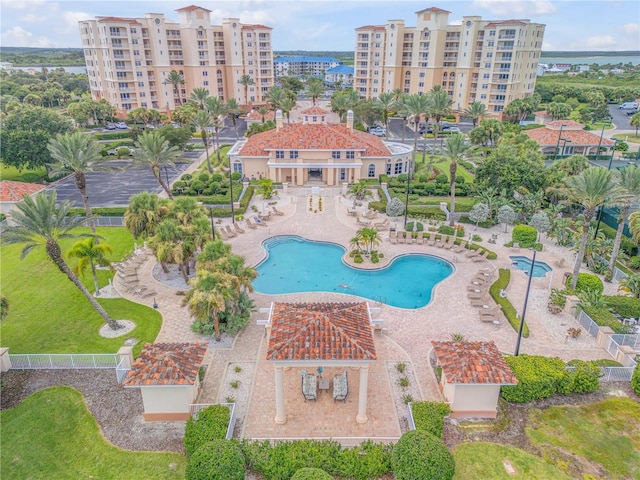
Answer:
[254,236,454,309]
[510,256,553,277]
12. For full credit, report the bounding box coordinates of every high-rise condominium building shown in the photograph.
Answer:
[79,5,274,116]
[354,7,545,117]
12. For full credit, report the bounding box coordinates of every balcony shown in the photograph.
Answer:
[113,54,130,60]
[497,46,513,51]
[494,67,511,73]
[489,98,505,104]
[491,89,508,94]
[166,33,181,39]
[498,34,515,39]
[492,78,509,84]
[445,47,459,52]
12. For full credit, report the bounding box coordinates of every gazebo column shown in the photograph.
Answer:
[274,365,287,424]
[356,365,369,424]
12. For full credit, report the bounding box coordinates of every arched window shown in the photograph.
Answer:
[450,72,455,77]
[443,72,448,78]
[367,163,376,178]
[405,71,411,77]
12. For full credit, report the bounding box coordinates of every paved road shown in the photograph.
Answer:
[46,159,193,207]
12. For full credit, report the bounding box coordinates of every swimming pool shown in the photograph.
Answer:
[509,255,553,277]
[253,235,454,309]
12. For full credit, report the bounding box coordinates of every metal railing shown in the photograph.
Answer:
[9,353,119,369]
[60,216,125,227]
[189,403,236,440]
[611,333,640,351]
[407,402,416,431]
[600,366,635,381]
[576,310,600,338]
[116,357,131,383]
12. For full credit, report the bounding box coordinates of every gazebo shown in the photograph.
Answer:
[432,340,517,418]
[264,302,377,424]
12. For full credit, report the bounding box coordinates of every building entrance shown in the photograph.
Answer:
[308,168,323,181]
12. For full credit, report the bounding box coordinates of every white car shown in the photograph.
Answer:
[115,122,128,129]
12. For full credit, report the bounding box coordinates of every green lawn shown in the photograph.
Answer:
[613,133,640,144]
[414,155,476,183]
[0,163,47,182]
[0,387,186,480]
[453,442,571,480]
[1,227,161,356]
[526,398,640,479]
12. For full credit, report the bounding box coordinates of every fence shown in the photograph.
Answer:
[60,216,125,227]
[116,357,131,383]
[407,402,416,431]
[8,353,119,370]
[576,311,600,338]
[189,403,237,440]
[611,333,640,351]
[0,219,8,233]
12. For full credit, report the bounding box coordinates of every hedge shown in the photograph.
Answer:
[391,431,455,480]
[565,360,602,393]
[582,306,636,334]
[291,468,333,480]
[490,269,529,337]
[603,295,640,318]
[186,440,245,480]
[334,441,393,480]
[512,224,538,248]
[94,131,131,140]
[410,402,451,438]
[67,207,128,217]
[566,273,604,294]
[184,405,231,457]
[632,363,640,395]
[501,355,568,402]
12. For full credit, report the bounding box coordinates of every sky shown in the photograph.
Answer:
[1,0,639,52]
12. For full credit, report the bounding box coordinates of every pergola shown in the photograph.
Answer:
[264,302,377,424]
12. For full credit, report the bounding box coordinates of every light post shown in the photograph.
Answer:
[403,158,411,227]
[553,124,566,161]
[515,249,536,356]
[560,138,572,157]
[207,205,216,240]
[593,139,620,239]
[228,158,235,224]
[595,124,605,160]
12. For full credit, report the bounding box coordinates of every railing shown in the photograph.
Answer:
[576,310,600,338]
[407,402,416,431]
[189,403,236,440]
[62,216,125,227]
[116,357,131,383]
[601,366,635,381]
[9,353,119,369]
[610,334,640,351]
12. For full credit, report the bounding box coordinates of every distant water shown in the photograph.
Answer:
[540,54,639,65]
[12,65,87,74]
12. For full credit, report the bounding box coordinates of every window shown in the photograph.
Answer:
[482,84,488,89]
[138,82,144,87]
[346,151,355,159]
[203,71,208,76]
[136,72,143,77]
[289,150,298,159]
[418,82,424,87]
[332,151,341,159]
[480,94,487,99]
[140,92,146,97]
[367,164,376,177]
[394,162,403,175]
[386,163,392,175]
[489,30,495,36]
[487,52,493,58]
[487,41,494,47]
[483,73,490,79]
[485,62,491,68]
[203,80,209,86]
[233,161,243,173]
[130,28,137,34]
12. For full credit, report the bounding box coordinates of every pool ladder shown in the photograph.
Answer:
[374,296,386,305]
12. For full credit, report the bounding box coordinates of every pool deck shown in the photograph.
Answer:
[119,188,607,441]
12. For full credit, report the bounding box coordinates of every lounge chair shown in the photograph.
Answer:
[416,232,424,244]
[479,306,502,317]
[467,285,488,293]
[470,298,492,308]
[259,212,271,221]
[465,248,480,258]
[217,228,229,239]
[374,218,389,230]
[357,217,371,226]
[397,233,406,244]
[333,371,348,402]
[244,218,257,230]
[427,235,438,246]
[346,208,357,216]
[472,250,491,262]
[444,236,456,250]
[364,210,378,220]
[389,231,397,244]
[453,242,467,253]
[480,313,502,324]
[271,206,285,216]
[253,216,268,227]
[233,222,245,234]
[302,373,317,401]
[224,225,237,237]
[468,292,488,300]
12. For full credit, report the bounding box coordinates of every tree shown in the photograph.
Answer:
[165,70,185,106]
[225,98,242,138]
[348,180,373,201]
[401,93,431,179]
[279,96,296,124]
[630,210,640,243]
[2,192,120,330]
[609,165,640,273]
[630,112,640,136]
[258,178,274,199]
[426,86,452,153]
[205,97,228,170]
[546,102,573,120]
[238,74,254,107]
[47,132,109,235]
[462,101,487,128]
[171,103,198,126]
[442,133,474,226]
[564,168,624,290]
[469,203,489,229]
[134,131,182,199]
[0,105,72,170]
[67,237,113,296]
[386,197,405,218]
[265,86,286,111]
[330,92,351,122]
[305,80,324,105]
[619,273,640,298]
[497,205,516,233]
[189,87,209,109]
[530,211,551,241]
[192,110,213,173]
[157,125,192,150]
[376,92,395,132]
[0,296,8,320]
[358,227,381,253]
[124,192,169,239]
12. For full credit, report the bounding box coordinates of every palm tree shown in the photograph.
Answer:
[225,98,242,139]
[165,70,185,107]
[619,273,640,298]
[280,96,296,124]
[47,132,109,235]
[266,86,285,111]
[564,168,624,290]
[401,93,431,174]
[205,97,228,168]
[2,192,120,330]
[124,192,169,239]
[238,74,254,107]
[630,210,640,242]
[348,180,373,201]
[442,133,474,226]
[630,112,640,136]
[67,237,113,296]
[463,101,487,128]
[134,131,182,199]
[427,86,453,152]
[306,81,324,105]
[359,227,381,253]
[189,87,209,109]
[257,106,269,123]
[192,110,214,173]
[376,92,395,132]
[330,93,350,122]
[609,165,640,273]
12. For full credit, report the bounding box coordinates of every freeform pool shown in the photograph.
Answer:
[253,235,454,309]
[509,255,553,277]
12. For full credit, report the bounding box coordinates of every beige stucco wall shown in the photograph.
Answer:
[443,380,501,418]
[140,384,197,416]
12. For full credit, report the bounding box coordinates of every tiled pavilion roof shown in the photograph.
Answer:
[0,181,46,203]
[266,302,377,362]
[300,106,330,115]
[432,341,517,385]
[524,126,615,147]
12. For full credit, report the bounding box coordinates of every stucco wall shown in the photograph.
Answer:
[140,385,196,415]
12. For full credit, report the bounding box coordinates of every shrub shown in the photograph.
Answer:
[603,295,640,318]
[291,468,333,480]
[566,273,604,294]
[410,402,451,438]
[94,131,131,140]
[186,440,245,480]
[582,306,636,334]
[435,173,448,184]
[335,441,393,480]
[501,355,569,403]
[489,269,529,337]
[438,225,455,236]
[512,224,538,247]
[67,207,127,217]
[184,405,231,457]
[405,221,424,232]
[567,360,602,393]
[629,256,640,270]
[391,430,455,480]
[632,363,640,395]
[198,173,210,183]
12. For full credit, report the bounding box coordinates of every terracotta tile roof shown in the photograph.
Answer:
[0,181,46,203]
[432,341,517,385]
[97,16,141,25]
[246,109,275,121]
[534,110,551,116]
[176,5,212,12]
[239,123,391,157]
[242,24,273,30]
[266,302,377,362]
[546,120,584,130]
[355,25,386,31]
[123,342,208,387]
[524,127,615,147]
[485,20,529,27]
[300,106,330,115]
[416,7,452,14]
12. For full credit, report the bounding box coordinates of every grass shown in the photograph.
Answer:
[414,155,476,183]
[0,163,47,182]
[0,386,186,480]
[526,398,640,479]
[613,133,640,144]
[453,442,572,480]
[0,227,161,356]
[489,268,529,337]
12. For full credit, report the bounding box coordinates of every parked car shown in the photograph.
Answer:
[626,109,638,116]
[105,123,116,130]
[370,129,386,137]
[114,122,128,129]
[447,126,462,133]
[107,147,135,156]
[619,102,638,110]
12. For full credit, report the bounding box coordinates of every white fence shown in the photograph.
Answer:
[116,357,131,383]
[407,402,417,431]
[189,403,237,440]
[9,353,119,369]
[576,311,601,338]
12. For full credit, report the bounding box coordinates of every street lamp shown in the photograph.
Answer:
[560,138,572,157]
[403,158,412,227]
[228,159,235,224]
[593,139,620,239]
[553,124,567,161]
[595,124,605,160]
[515,249,537,356]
